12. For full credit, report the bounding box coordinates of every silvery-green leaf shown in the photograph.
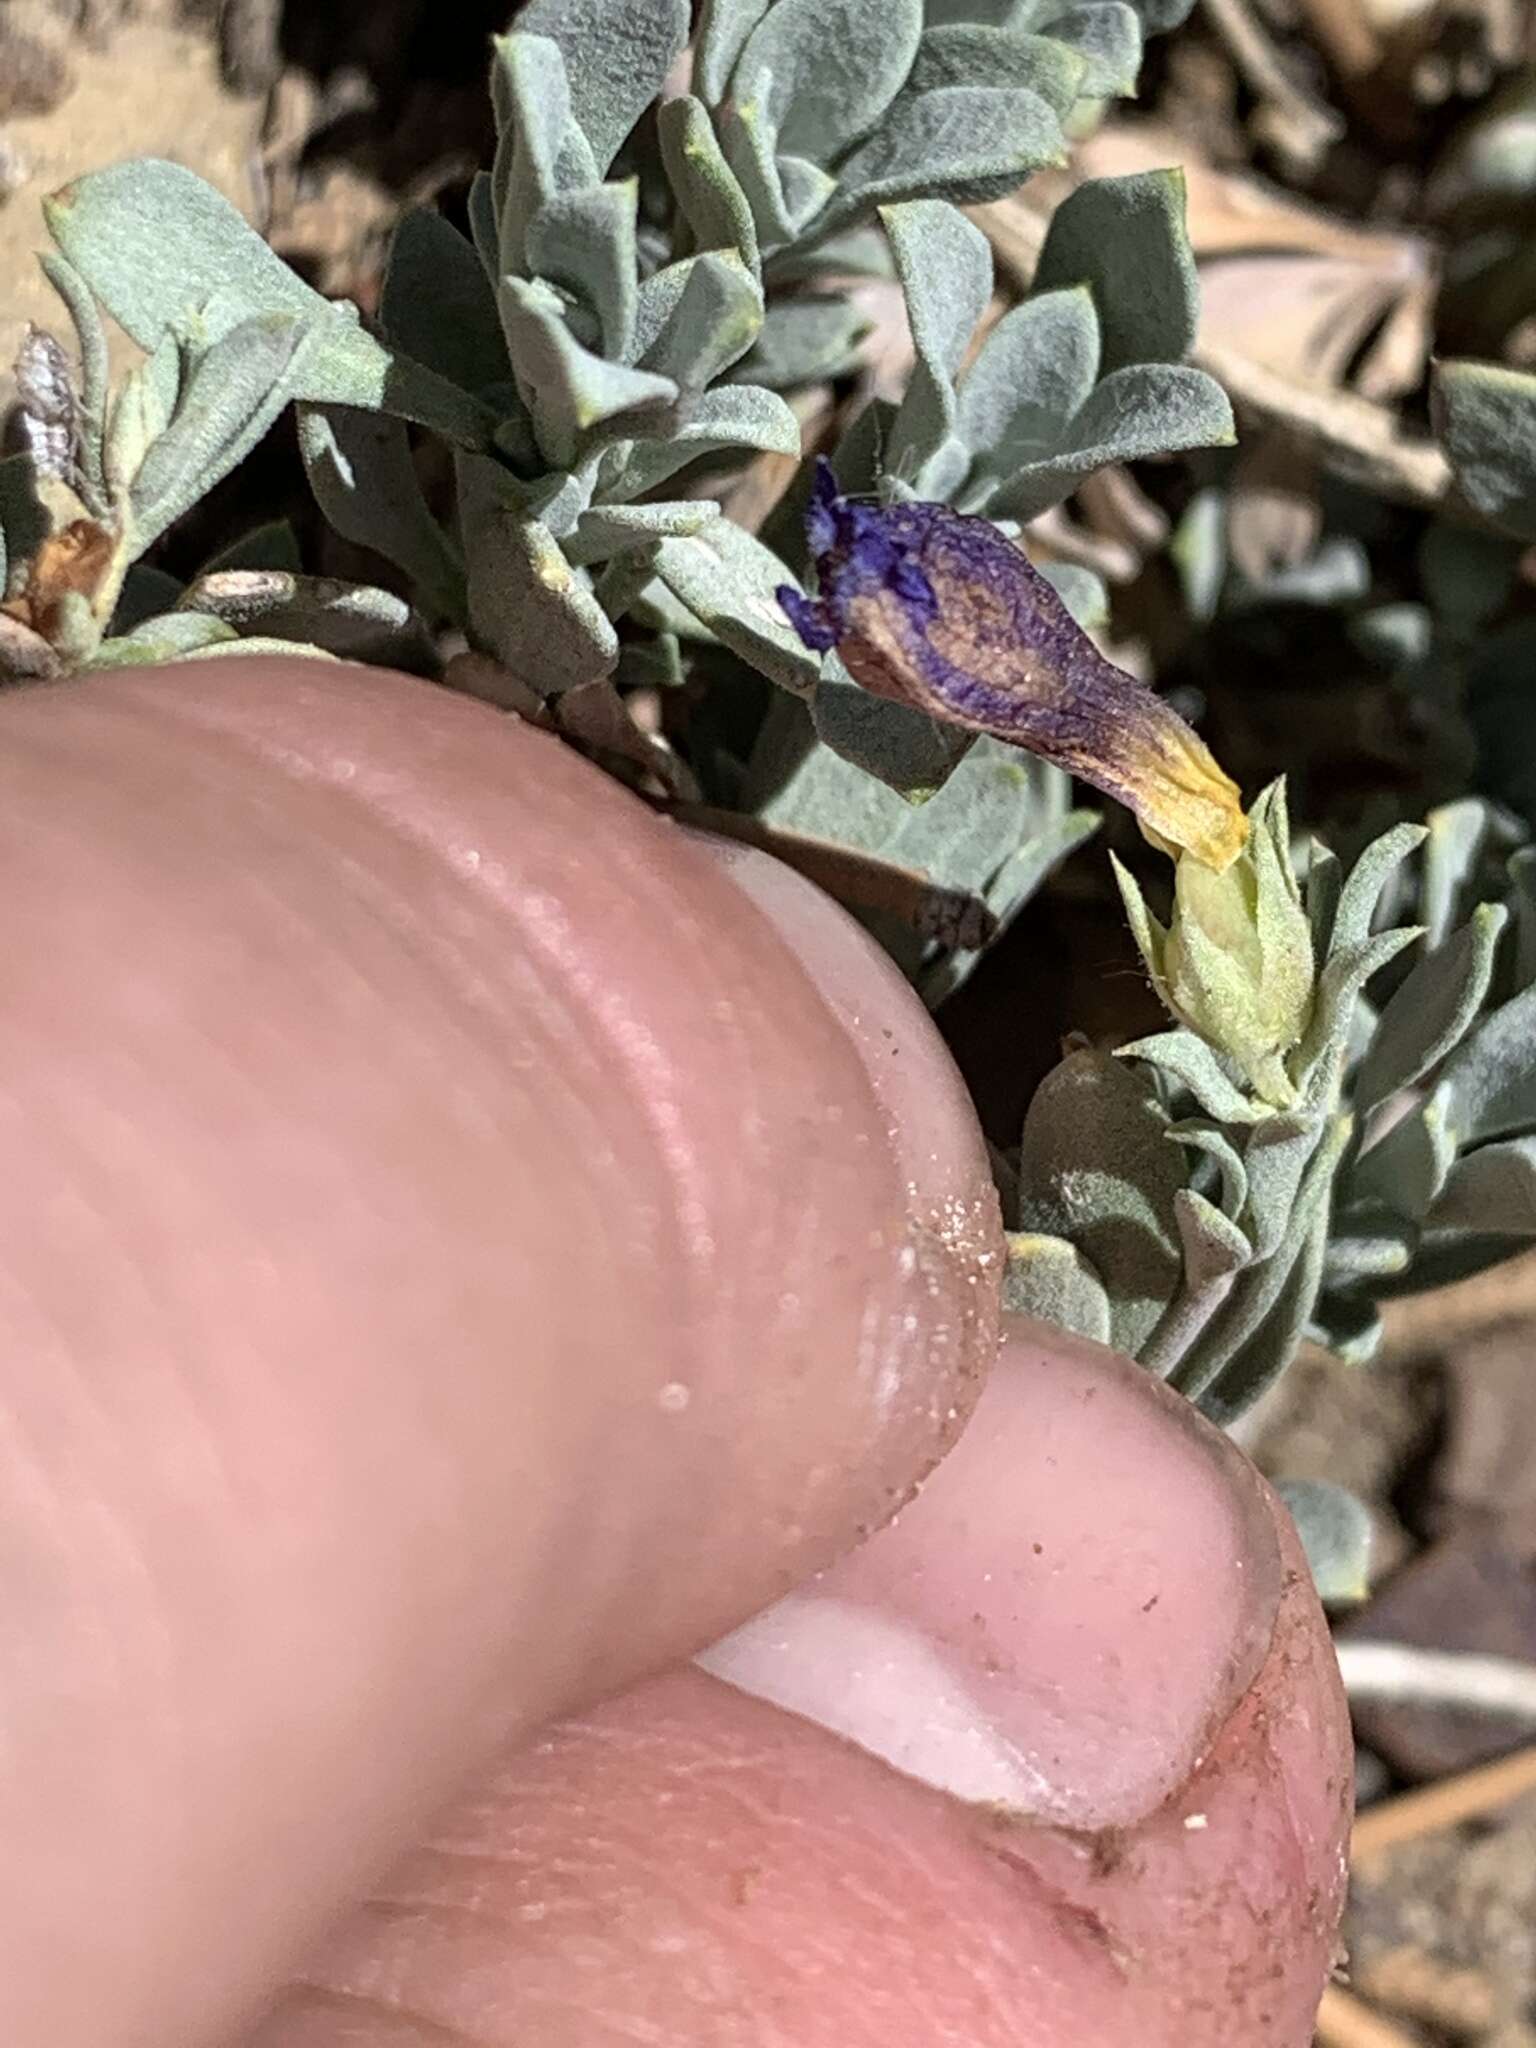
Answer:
[1117,1030,1263,1124]
[656,94,760,271]
[39,250,109,514]
[653,518,822,693]
[200,519,301,574]
[456,454,618,693]
[516,0,688,174]
[1354,902,1507,1114]
[1435,357,1536,538]
[490,34,598,270]
[1168,1120,1248,1219]
[920,802,1098,1004]
[468,170,498,278]
[47,160,495,447]
[955,287,1099,489]
[525,181,640,361]
[1427,1136,1536,1233]
[0,614,62,679]
[1298,925,1425,1097]
[129,313,307,550]
[988,363,1234,521]
[1040,1,1141,95]
[882,199,994,483]
[778,154,839,229]
[0,453,48,599]
[1419,797,1496,949]
[1032,168,1198,371]
[1275,1479,1372,1605]
[1510,846,1536,990]
[1308,1290,1384,1366]
[1428,980,1536,1145]
[1002,1231,1112,1344]
[818,86,1067,238]
[1139,1186,1249,1379]
[1305,841,1342,959]
[567,500,718,565]
[603,382,799,498]
[1037,559,1108,628]
[1354,1081,1460,1223]
[904,24,1085,111]
[635,251,763,388]
[103,332,181,504]
[380,208,507,396]
[92,610,239,665]
[1110,851,1171,1000]
[813,671,974,795]
[176,570,437,668]
[767,222,893,284]
[739,293,869,387]
[719,98,796,247]
[500,277,677,470]
[1180,1114,1350,1421]
[1243,1112,1323,1261]
[734,0,923,159]
[1170,486,1225,623]
[1018,1047,1184,1356]
[518,456,602,540]
[696,0,775,102]
[1322,1213,1413,1279]
[298,405,466,619]
[1172,1187,1251,1288]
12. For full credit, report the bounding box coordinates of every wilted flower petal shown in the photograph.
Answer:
[777,460,1246,870]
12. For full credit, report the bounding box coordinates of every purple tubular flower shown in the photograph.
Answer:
[776,461,1247,872]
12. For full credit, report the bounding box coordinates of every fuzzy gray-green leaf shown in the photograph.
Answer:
[1435,358,1536,539]
[1018,1047,1184,1357]
[516,0,689,174]
[1032,168,1198,372]
[381,208,507,396]
[1427,1136,1536,1234]
[905,24,1086,113]
[1331,821,1432,955]
[457,454,618,693]
[1420,798,1498,950]
[736,0,923,160]
[1117,1030,1263,1124]
[883,199,994,484]
[818,86,1067,238]
[524,182,640,362]
[656,95,760,271]
[47,161,496,448]
[177,570,437,669]
[812,672,974,796]
[1354,902,1508,1115]
[1002,1232,1112,1344]
[635,252,763,389]
[740,294,869,387]
[490,34,597,271]
[957,287,1100,491]
[988,363,1234,521]
[129,313,306,550]
[1243,1112,1323,1261]
[695,0,773,101]
[1043,1,1141,95]
[299,405,466,619]
[1276,1479,1372,1604]
[653,519,822,693]
[500,277,677,470]
[603,382,799,498]
[92,610,240,665]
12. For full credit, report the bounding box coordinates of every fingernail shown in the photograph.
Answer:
[700,1320,1284,1830]
[688,833,1003,1432]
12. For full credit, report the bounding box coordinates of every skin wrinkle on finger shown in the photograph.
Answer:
[0,662,1001,2048]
